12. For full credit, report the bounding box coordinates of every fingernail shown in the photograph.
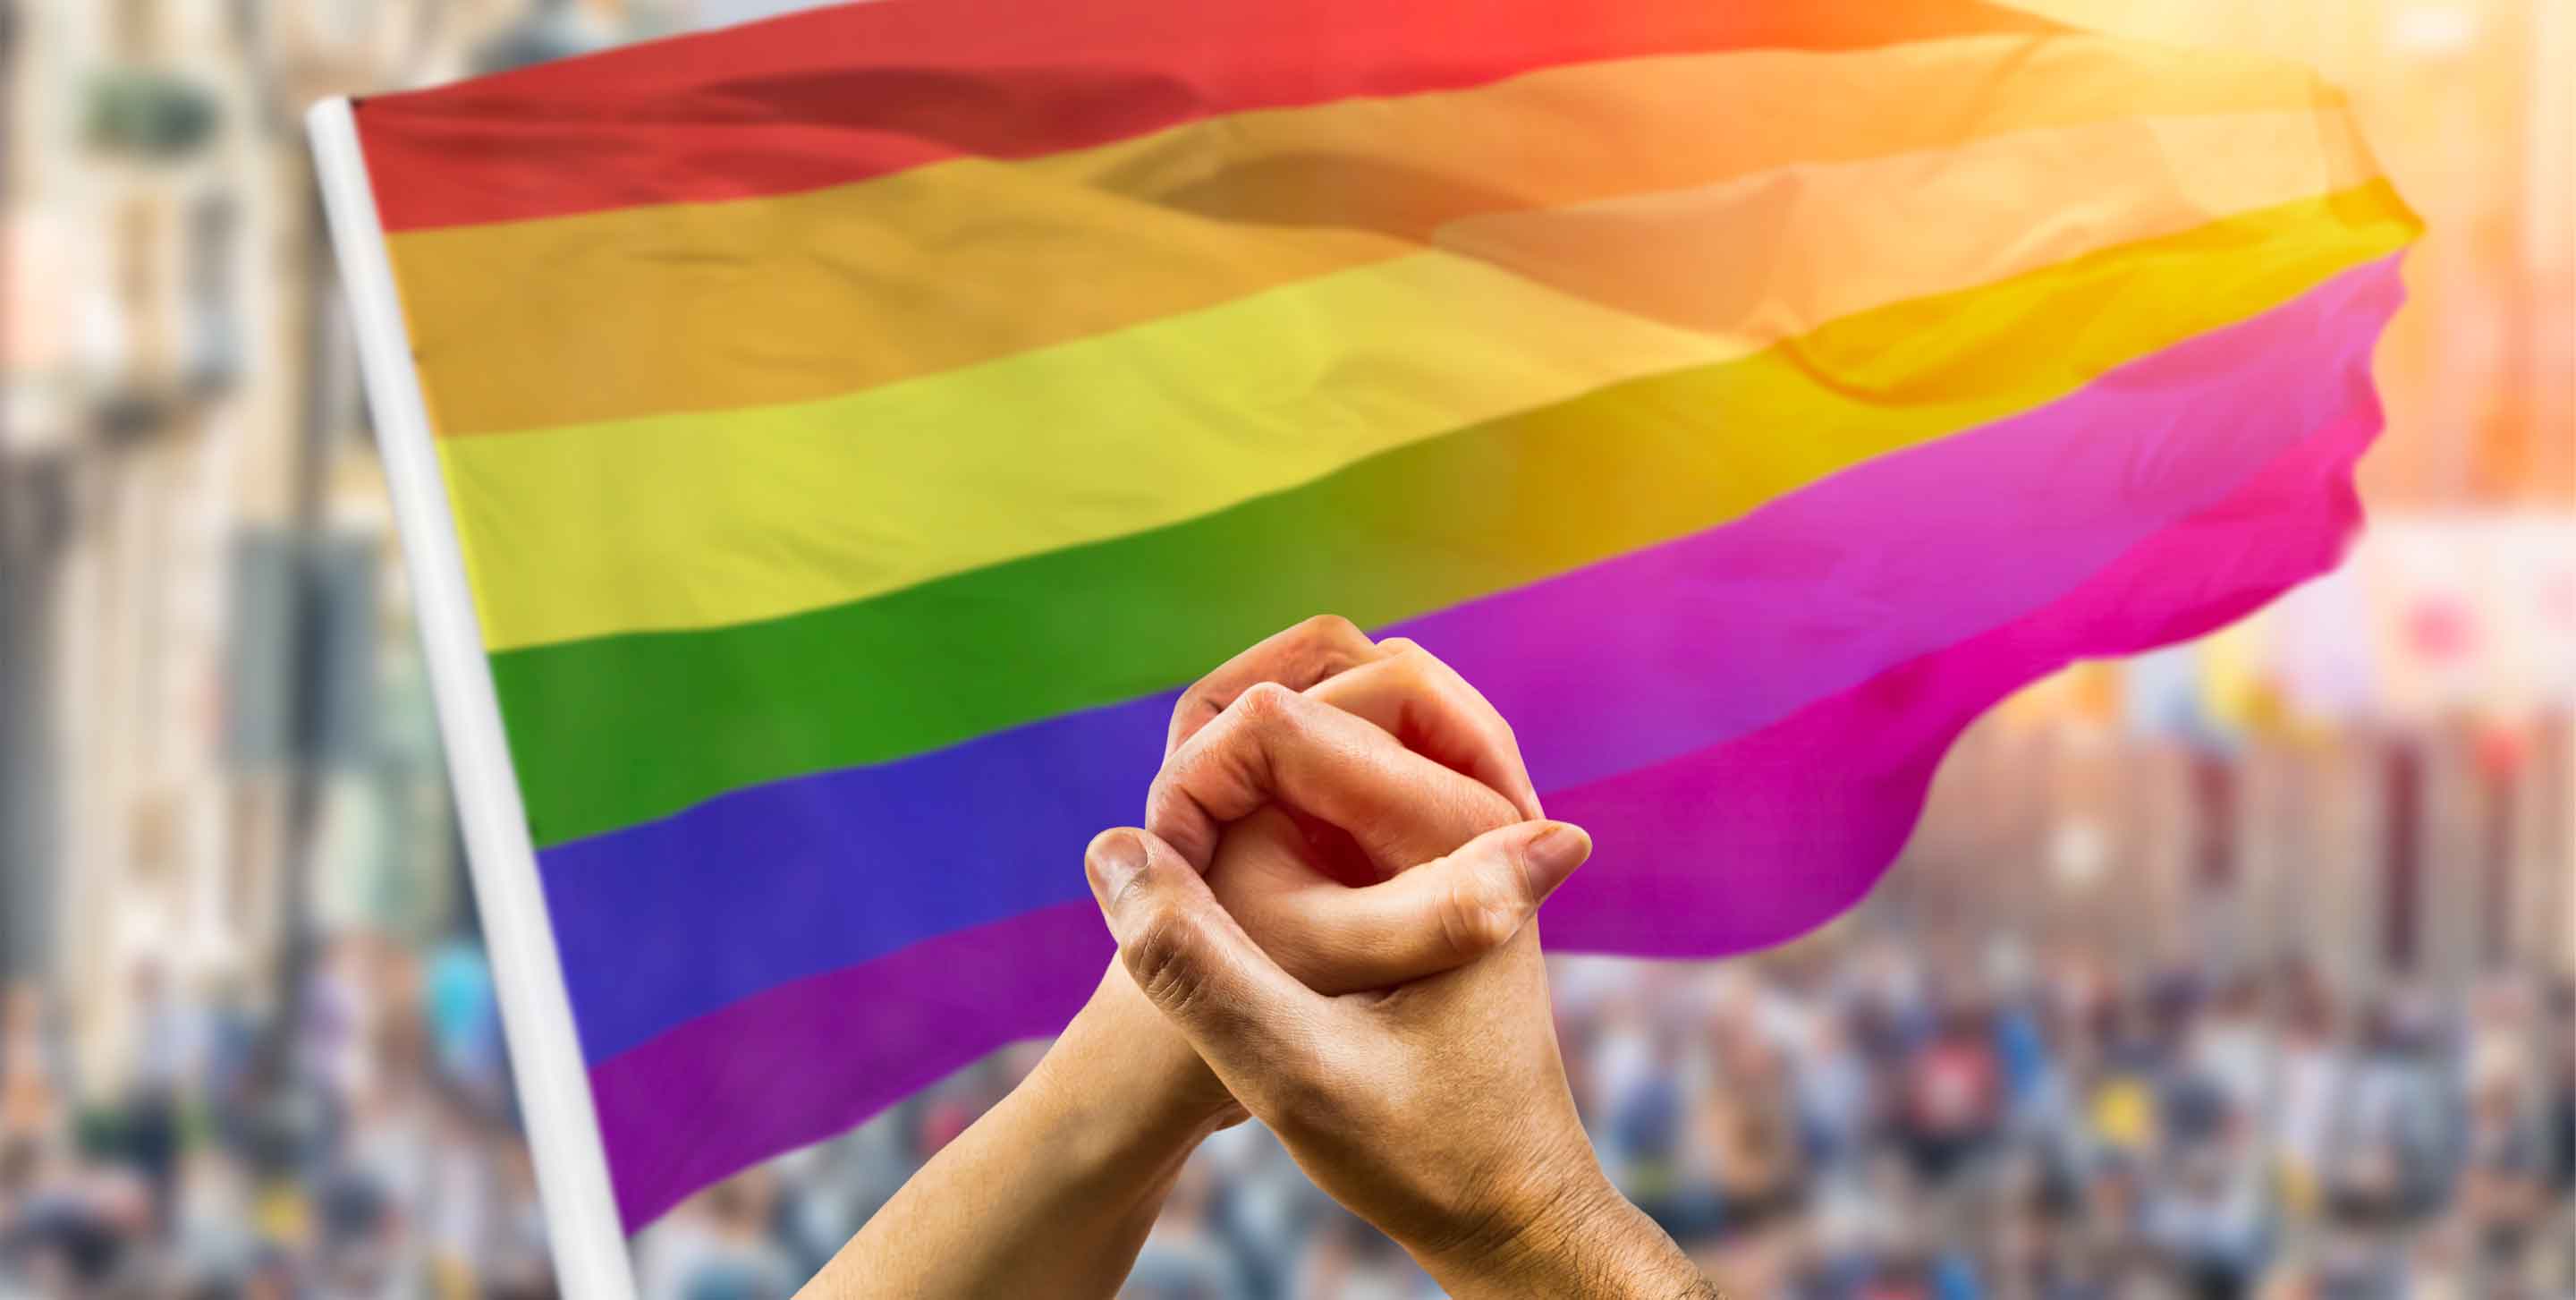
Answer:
[1086,829,1149,905]
[1522,821,1593,894]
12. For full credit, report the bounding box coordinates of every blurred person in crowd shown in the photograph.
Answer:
[2454,1066,2549,1288]
[638,1172,794,1300]
[166,1144,259,1296]
[1991,975,2062,1138]
[311,1163,403,1300]
[422,940,504,1111]
[2546,980,2576,1293]
[2322,996,2453,1227]
[1842,943,1926,1075]
[1287,1206,1433,1300]
[2263,964,2345,1221]
[302,939,377,1127]
[2548,980,2576,1183]
[0,984,72,1294]
[120,962,190,1232]
[2086,1002,2164,1165]
[1703,1003,1807,1243]
[481,1139,559,1300]
[2286,1220,2410,1300]
[2402,1220,2472,1300]
[909,1083,984,1168]
[339,1079,428,1260]
[1197,1118,1323,1300]
[1985,1146,2098,1300]
[2183,979,2268,1129]
[1124,1159,1241,1300]
[417,1089,499,1299]
[1606,1028,1698,1229]
[767,1117,916,1281]
[198,973,266,1161]
[0,986,70,1157]
[2074,1150,2151,1271]
[1794,1007,1878,1177]
[1583,990,1665,1173]
[2140,1109,2270,1300]
[1,1138,152,1297]
[1898,1000,2004,1186]
[1793,1148,1984,1300]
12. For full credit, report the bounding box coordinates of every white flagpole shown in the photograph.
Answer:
[306,97,640,1300]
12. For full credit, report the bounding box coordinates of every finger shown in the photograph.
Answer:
[1239,820,1595,994]
[1147,683,1517,874]
[1084,828,1337,1084]
[1166,615,1385,756]
[1308,639,1542,821]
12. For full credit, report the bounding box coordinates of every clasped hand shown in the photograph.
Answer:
[810,617,1714,1300]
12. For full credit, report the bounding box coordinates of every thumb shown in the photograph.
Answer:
[1085,828,1334,1083]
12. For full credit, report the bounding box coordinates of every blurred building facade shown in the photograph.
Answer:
[0,0,702,1092]
[2019,0,2575,509]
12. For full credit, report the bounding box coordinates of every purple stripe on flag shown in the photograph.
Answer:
[589,902,1109,1233]
[586,356,2386,1231]
[542,254,2403,1067]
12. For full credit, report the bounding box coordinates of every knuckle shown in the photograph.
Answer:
[1123,907,1209,1009]
[1167,687,1216,736]
[1292,613,1363,645]
[1289,615,1370,683]
[1231,679,1300,726]
[1382,638,1436,669]
[1384,643,1517,742]
[1439,867,1523,957]
[1141,756,1196,819]
[1385,638,1458,686]
[1139,774,1186,841]
[1375,639,1433,677]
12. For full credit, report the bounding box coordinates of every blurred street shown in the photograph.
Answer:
[1,1,2570,1296]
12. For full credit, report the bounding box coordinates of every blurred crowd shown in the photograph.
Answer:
[0,938,552,1299]
[768,942,2576,1300]
[1549,946,2576,1300]
[11,922,2567,1299]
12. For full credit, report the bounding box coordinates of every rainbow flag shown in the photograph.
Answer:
[341,0,2414,1229]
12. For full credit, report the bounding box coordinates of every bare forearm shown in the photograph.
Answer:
[1420,1177,1719,1300]
[800,972,1219,1299]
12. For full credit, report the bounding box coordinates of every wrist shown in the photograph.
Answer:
[1041,964,1241,1146]
[830,965,1233,1297]
[1416,1172,1711,1300]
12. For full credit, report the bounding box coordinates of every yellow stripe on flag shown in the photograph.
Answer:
[442,110,2384,652]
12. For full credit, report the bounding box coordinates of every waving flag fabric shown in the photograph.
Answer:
[347,0,2416,1228]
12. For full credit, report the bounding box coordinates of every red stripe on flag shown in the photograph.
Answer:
[354,0,2059,230]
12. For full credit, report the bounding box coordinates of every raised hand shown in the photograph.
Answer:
[1153,619,1548,990]
[809,616,1583,1298]
[1085,823,1718,1300]
[1085,616,1580,1126]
